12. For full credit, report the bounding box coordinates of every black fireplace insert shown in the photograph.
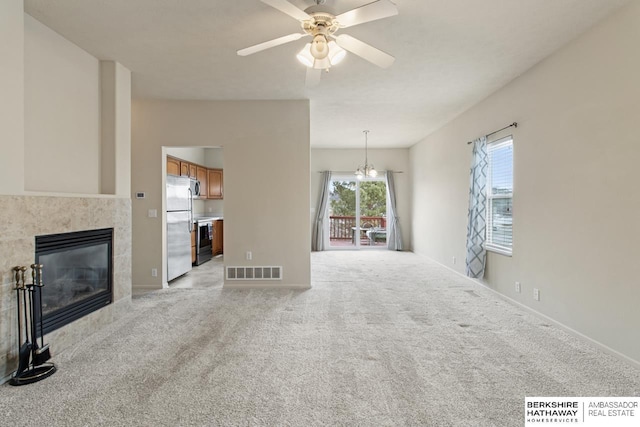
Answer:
[35,228,113,335]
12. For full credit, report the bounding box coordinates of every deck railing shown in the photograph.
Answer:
[329,216,386,240]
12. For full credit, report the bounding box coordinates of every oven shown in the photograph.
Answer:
[195,219,213,265]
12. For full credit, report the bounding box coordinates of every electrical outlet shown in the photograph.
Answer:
[452,256,456,265]
[515,282,521,293]
[148,209,157,218]
[246,251,252,261]
[533,288,540,301]
[151,268,158,277]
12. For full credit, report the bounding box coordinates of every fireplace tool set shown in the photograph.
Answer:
[10,264,56,386]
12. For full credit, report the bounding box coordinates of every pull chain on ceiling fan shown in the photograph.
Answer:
[237,0,398,86]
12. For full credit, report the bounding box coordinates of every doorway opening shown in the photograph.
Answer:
[326,175,388,249]
[163,146,224,288]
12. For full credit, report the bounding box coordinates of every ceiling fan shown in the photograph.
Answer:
[237,0,398,86]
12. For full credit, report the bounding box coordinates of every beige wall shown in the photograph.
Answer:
[114,62,132,197]
[24,14,101,194]
[0,0,24,195]
[132,100,310,290]
[410,2,640,363]
[310,148,412,250]
[100,61,132,197]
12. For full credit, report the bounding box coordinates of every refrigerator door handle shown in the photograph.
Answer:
[188,188,194,232]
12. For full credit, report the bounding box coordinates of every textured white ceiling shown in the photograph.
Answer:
[24,0,630,148]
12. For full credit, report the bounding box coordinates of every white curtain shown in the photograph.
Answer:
[386,171,403,251]
[312,171,331,251]
[465,136,488,278]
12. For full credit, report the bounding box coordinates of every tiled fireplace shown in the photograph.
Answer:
[0,196,131,381]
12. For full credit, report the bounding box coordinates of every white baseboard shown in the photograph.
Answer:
[132,284,164,291]
[417,253,640,370]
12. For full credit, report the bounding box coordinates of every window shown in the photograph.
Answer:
[325,176,388,249]
[486,136,513,255]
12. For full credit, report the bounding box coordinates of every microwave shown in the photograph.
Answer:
[190,179,201,198]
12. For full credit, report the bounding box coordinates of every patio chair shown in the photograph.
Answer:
[366,227,387,245]
[359,222,373,245]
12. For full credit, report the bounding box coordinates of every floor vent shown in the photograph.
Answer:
[226,266,283,281]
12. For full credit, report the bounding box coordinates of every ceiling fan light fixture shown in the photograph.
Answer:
[296,43,314,67]
[328,41,346,65]
[238,0,398,85]
[310,34,329,59]
[313,56,331,70]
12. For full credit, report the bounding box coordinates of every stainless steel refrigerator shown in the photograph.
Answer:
[166,175,193,281]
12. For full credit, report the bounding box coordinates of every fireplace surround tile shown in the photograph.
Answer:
[0,195,131,382]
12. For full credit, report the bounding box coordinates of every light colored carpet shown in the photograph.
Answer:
[0,251,638,426]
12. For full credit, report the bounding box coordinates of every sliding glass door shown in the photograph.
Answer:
[326,175,387,249]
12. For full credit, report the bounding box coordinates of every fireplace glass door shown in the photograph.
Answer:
[35,228,113,335]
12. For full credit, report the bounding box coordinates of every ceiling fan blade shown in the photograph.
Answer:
[336,0,398,28]
[237,33,305,56]
[335,34,395,68]
[305,67,322,87]
[261,0,311,21]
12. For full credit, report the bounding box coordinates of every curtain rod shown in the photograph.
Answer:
[317,170,404,174]
[467,122,517,144]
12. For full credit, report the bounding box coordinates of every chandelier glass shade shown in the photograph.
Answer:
[355,130,377,179]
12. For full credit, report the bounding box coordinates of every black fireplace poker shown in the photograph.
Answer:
[10,264,56,386]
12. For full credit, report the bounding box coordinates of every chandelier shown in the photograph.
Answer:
[355,130,377,179]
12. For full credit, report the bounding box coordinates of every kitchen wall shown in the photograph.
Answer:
[410,1,640,364]
[132,100,310,290]
[310,148,412,250]
[166,147,207,165]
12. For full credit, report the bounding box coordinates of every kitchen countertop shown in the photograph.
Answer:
[193,215,223,223]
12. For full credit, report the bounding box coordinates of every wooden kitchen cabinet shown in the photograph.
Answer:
[196,166,208,198]
[180,161,190,177]
[167,156,181,176]
[191,228,196,264]
[207,169,223,199]
[212,220,223,256]
[168,156,220,200]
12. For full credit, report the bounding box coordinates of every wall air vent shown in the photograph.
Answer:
[226,266,282,281]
